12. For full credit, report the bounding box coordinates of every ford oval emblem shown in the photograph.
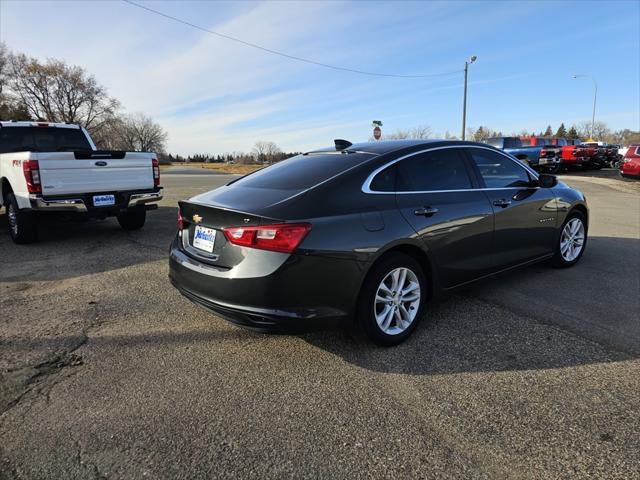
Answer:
[95,161,108,167]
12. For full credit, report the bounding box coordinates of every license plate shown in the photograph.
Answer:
[539,159,548,165]
[193,226,216,253]
[93,194,115,207]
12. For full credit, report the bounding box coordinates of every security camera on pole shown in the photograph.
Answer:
[372,120,383,141]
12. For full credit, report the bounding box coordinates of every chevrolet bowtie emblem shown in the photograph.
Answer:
[192,214,203,224]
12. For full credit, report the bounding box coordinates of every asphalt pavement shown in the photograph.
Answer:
[0,170,638,479]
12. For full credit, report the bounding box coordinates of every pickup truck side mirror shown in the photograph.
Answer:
[537,173,558,188]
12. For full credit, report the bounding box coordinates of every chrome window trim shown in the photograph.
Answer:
[362,145,539,195]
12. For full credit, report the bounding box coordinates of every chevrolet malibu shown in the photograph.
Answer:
[169,140,588,345]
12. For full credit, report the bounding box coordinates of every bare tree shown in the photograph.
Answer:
[7,52,118,129]
[0,42,30,120]
[408,125,432,139]
[93,113,167,153]
[385,125,432,140]
[576,120,610,140]
[252,140,280,164]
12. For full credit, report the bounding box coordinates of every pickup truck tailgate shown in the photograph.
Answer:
[37,152,154,196]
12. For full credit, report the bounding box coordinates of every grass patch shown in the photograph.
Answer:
[161,163,263,175]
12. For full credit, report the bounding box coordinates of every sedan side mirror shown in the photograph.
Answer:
[537,174,558,188]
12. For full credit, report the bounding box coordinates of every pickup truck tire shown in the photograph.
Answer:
[117,208,146,231]
[6,193,38,244]
[545,164,561,174]
[550,210,587,268]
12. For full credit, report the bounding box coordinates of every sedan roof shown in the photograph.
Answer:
[316,139,495,156]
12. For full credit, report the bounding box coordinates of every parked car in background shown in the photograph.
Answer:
[0,121,163,244]
[618,145,629,158]
[620,144,640,178]
[550,138,596,170]
[484,137,561,173]
[170,139,589,345]
[581,141,611,169]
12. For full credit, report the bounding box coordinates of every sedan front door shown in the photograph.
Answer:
[465,147,558,271]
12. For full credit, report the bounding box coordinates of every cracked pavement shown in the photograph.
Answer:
[1,170,639,479]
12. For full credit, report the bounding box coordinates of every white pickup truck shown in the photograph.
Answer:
[0,121,163,244]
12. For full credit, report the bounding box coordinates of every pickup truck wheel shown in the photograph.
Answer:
[546,164,561,174]
[6,193,38,244]
[117,208,146,231]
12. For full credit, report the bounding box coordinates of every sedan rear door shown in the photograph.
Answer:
[390,147,495,288]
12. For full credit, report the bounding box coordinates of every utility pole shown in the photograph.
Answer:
[461,56,477,141]
[572,74,598,140]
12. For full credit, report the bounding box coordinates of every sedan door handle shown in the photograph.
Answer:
[493,199,512,208]
[414,206,439,217]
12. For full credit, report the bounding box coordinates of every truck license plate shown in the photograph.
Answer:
[93,194,115,207]
[193,226,216,253]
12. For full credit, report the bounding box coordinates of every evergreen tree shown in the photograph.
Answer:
[567,126,579,140]
[555,123,567,138]
[543,125,553,136]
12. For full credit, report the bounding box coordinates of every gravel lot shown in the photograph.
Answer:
[1,169,639,479]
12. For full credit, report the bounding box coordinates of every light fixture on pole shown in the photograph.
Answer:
[572,74,598,140]
[461,55,477,141]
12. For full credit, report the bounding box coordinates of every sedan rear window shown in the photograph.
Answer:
[230,152,374,190]
[396,149,473,192]
[0,126,92,153]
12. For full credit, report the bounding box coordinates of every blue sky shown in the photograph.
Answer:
[1,0,638,154]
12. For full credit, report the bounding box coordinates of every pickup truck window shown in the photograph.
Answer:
[503,138,521,149]
[0,127,92,154]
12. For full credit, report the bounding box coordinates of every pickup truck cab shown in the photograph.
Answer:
[0,121,163,243]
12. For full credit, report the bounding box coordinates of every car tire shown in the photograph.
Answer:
[356,252,427,346]
[6,193,38,244]
[550,210,587,268]
[117,208,146,231]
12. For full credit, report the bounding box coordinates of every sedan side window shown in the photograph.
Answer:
[468,148,531,188]
[396,149,473,192]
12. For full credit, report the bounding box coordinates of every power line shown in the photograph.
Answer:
[122,0,462,79]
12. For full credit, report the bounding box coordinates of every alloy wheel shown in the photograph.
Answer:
[560,218,585,262]
[374,267,421,335]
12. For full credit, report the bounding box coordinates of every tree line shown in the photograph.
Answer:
[0,43,168,155]
[466,122,639,145]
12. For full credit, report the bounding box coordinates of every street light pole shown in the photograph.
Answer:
[461,56,477,141]
[572,74,598,140]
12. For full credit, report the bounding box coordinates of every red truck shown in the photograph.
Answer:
[549,138,598,170]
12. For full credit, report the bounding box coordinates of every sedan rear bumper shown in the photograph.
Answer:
[170,277,344,332]
[168,235,365,332]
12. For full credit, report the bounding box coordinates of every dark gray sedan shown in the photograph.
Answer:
[169,140,588,345]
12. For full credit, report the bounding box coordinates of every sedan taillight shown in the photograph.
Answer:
[22,160,42,194]
[223,223,311,254]
[177,210,184,231]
